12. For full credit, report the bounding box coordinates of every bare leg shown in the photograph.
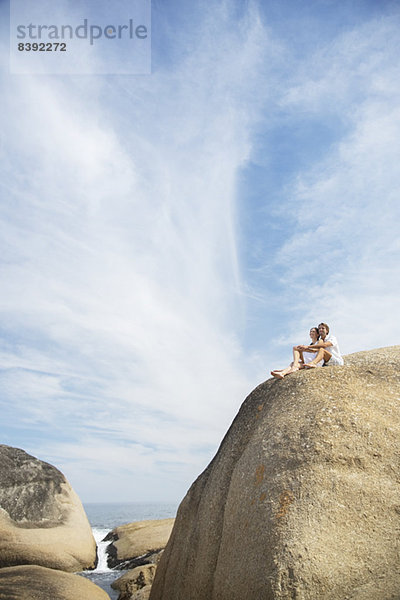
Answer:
[287,347,304,373]
[271,364,293,379]
[304,348,332,368]
[271,346,305,379]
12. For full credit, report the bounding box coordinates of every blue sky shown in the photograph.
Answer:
[1,0,400,503]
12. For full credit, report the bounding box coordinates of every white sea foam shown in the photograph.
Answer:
[92,527,112,573]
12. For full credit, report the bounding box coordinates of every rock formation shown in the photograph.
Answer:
[150,346,400,600]
[112,564,156,600]
[0,565,110,600]
[106,518,174,569]
[0,445,96,572]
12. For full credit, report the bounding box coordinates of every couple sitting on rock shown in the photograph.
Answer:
[271,322,343,380]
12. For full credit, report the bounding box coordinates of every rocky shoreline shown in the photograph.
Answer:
[105,519,175,599]
[2,346,400,599]
[0,444,107,599]
[0,445,174,600]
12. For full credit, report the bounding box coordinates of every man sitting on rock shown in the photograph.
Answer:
[301,322,344,368]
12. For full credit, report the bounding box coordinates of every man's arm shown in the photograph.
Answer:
[319,340,333,348]
[298,341,333,352]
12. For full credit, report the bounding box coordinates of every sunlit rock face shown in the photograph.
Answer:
[0,445,96,572]
[112,564,156,600]
[105,518,174,569]
[150,346,400,600]
[0,565,110,600]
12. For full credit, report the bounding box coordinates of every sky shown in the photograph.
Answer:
[1,0,400,504]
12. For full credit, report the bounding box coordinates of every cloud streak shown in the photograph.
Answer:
[0,1,272,501]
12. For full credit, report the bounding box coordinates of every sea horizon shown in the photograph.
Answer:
[83,500,179,530]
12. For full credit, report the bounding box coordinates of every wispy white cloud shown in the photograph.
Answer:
[0,1,273,501]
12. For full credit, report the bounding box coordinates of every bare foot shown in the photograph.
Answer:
[271,371,285,379]
[287,365,300,374]
[304,363,317,369]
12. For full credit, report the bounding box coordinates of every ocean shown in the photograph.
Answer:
[80,502,178,599]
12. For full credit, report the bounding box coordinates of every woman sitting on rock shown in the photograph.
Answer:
[271,326,323,379]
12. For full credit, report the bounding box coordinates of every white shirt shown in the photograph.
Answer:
[324,333,344,365]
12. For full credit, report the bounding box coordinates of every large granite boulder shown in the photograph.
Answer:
[150,346,400,600]
[106,519,174,569]
[0,565,110,599]
[0,445,96,572]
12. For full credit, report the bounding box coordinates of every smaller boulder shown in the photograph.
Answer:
[112,564,156,600]
[0,565,110,600]
[105,519,174,569]
[0,445,96,572]
[131,585,152,600]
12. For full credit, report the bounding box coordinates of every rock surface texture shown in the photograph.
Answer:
[106,519,174,569]
[150,346,400,600]
[0,565,110,600]
[0,445,96,572]
[112,564,156,600]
